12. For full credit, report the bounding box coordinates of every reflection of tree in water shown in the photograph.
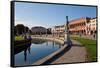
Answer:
[24,45,31,62]
[14,43,31,63]
[24,48,27,62]
[32,39,46,44]
[28,46,31,54]
[14,43,31,55]
[21,40,62,62]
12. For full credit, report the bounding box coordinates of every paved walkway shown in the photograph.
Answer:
[51,40,87,64]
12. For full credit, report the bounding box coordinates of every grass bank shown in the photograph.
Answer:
[15,36,31,46]
[15,36,24,41]
[71,36,97,61]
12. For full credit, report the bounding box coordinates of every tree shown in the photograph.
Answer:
[15,24,25,35]
[47,28,51,34]
[29,30,32,34]
[24,26,29,33]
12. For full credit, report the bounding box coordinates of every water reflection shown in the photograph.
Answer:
[24,48,27,62]
[32,39,46,44]
[46,41,48,46]
[24,45,31,63]
[52,41,55,48]
[28,46,31,54]
[14,43,31,55]
[15,39,62,66]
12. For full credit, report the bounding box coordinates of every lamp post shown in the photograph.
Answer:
[64,16,71,45]
[64,16,68,43]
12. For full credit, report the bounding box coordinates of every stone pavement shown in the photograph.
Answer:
[51,39,87,64]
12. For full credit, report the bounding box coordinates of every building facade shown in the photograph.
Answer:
[69,17,90,35]
[51,25,65,37]
[51,25,64,34]
[86,18,97,35]
[51,17,97,35]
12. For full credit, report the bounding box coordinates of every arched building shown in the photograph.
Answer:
[69,17,90,35]
[51,25,65,37]
[86,18,97,35]
[51,17,97,35]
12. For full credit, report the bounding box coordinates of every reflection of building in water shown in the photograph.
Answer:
[59,44,61,48]
[46,41,48,46]
[51,17,97,35]
[52,41,55,48]
[53,41,54,46]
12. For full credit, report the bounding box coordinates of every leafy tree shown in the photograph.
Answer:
[47,28,51,34]
[24,26,29,33]
[15,24,25,35]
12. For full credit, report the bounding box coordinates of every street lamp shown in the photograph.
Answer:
[64,16,68,43]
[64,16,71,45]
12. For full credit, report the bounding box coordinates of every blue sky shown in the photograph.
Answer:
[15,2,97,29]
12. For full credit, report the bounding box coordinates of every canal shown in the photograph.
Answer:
[15,39,63,66]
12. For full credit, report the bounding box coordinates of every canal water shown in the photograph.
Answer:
[15,39,62,66]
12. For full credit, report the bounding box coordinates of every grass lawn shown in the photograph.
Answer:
[71,36,97,61]
[15,36,24,41]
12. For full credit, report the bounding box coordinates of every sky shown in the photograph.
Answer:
[15,2,97,29]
